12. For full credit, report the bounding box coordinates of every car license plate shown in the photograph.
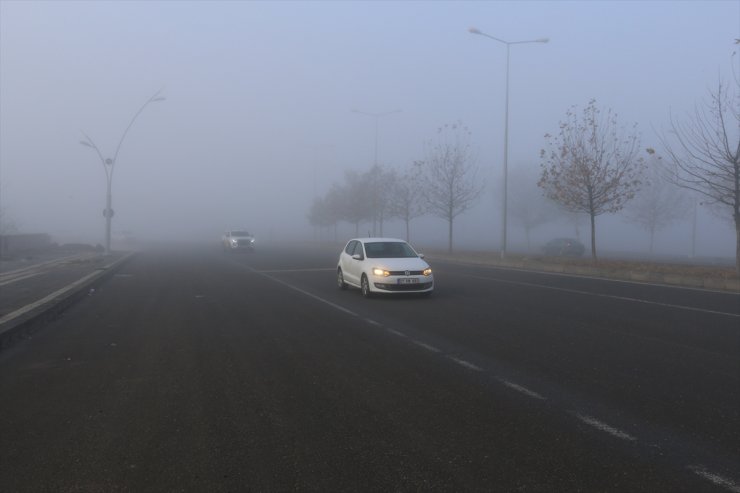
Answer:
[398,278,418,284]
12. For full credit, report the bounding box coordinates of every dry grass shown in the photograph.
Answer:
[427,250,739,281]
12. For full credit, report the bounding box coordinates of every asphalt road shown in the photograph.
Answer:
[1,243,738,492]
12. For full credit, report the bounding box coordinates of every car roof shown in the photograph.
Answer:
[350,237,407,243]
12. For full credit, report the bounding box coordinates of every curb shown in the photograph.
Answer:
[0,252,137,351]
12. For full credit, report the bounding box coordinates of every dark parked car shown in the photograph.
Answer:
[543,238,585,257]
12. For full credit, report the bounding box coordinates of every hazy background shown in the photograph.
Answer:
[1,0,738,258]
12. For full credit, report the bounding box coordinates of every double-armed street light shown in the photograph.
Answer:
[351,108,402,236]
[351,108,402,167]
[80,90,165,255]
[469,27,548,259]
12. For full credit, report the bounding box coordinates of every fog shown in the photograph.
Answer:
[1,1,737,259]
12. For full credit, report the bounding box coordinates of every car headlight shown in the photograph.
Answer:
[423,268,432,276]
[372,268,390,277]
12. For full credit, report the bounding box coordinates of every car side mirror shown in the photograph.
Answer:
[352,254,363,261]
[418,253,425,259]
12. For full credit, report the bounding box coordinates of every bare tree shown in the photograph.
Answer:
[624,152,691,254]
[508,166,559,252]
[539,99,645,261]
[307,190,342,243]
[658,79,740,273]
[340,170,372,237]
[419,122,483,253]
[388,161,426,242]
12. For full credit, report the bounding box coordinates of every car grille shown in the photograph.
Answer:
[388,270,424,276]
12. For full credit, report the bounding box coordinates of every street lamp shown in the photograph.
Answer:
[80,89,165,255]
[351,108,402,236]
[469,27,548,259]
[351,108,402,167]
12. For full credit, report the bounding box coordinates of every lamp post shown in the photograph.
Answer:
[351,108,401,236]
[80,89,165,255]
[469,27,548,259]
[351,108,402,167]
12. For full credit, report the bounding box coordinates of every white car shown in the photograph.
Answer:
[337,238,433,297]
[222,230,255,252]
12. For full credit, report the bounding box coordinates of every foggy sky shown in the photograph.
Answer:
[1,0,738,258]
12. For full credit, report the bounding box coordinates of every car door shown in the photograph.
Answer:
[343,241,364,286]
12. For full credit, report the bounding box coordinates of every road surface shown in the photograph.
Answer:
[1,243,738,491]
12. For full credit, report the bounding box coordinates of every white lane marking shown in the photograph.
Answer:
[364,318,383,327]
[460,273,740,318]
[385,328,408,338]
[689,465,740,493]
[496,378,546,400]
[447,356,483,372]
[411,340,441,353]
[245,267,358,317]
[576,414,636,441]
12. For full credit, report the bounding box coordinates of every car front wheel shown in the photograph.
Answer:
[361,274,372,298]
[337,269,347,290]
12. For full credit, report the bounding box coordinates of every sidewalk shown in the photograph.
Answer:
[0,251,135,350]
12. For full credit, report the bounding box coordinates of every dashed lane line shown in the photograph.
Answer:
[575,414,637,442]
[497,378,546,400]
[410,339,442,353]
[689,465,740,493]
[446,356,483,372]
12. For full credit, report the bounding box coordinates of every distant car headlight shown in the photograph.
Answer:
[423,268,432,276]
[372,268,390,277]
[230,239,238,245]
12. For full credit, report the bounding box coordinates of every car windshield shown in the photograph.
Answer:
[364,241,417,258]
[231,231,250,237]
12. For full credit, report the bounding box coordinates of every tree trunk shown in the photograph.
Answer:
[448,218,454,254]
[405,218,411,243]
[590,212,597,263]
[735,214,740,276]
[649,228,655,255]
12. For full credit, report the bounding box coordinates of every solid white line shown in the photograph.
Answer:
[460,273,739,318]
[411,340,441,353]
[576,414,636,441]
[689,465,740,493]
[447,356,483,372]
[364,318,383,327]
[497,378,546,400]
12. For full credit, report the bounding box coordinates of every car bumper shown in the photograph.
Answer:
[373,278,434,292]
[227,242,254,249]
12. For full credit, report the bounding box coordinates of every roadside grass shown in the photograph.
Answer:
[426,249,739,282]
